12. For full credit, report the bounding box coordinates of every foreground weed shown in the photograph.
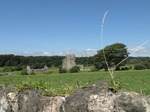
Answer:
[14,77,89,96]
[15,80,50,92]
[76,80,89,89]
[140,79,150,95]
[101,11,149,91]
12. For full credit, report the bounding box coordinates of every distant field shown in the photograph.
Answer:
[0,69,150,95]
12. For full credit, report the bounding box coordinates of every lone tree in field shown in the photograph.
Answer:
[94,43,129,70]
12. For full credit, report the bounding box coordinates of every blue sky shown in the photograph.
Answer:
[0,0,149,57]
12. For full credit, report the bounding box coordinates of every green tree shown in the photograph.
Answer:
[93,43,129,70]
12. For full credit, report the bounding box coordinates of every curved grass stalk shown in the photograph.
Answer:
[101,11,109,71]
[101,11,116,87]
[100,11,149,89]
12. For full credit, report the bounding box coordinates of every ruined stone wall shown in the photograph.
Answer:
[62,54,76,71]
[26,65,48,74]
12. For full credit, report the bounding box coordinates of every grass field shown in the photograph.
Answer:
[0,69,150,95]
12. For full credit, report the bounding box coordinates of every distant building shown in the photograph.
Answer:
[62,54,88,71]
[26,65,48,74]
[62,54,76,71]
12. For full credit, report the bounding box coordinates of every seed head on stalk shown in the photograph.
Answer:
[100,11,149,89]
[100,10,116,87]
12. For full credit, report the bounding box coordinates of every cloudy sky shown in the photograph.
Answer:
[0,0,149,57]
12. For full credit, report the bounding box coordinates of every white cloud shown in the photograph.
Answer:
[21,48,98,57]
[128,46,150,56]
[42,52,50,56]
[128,46,145,52]
[23,51,64,56]
[85,49,97,52]
[84,49,97,57]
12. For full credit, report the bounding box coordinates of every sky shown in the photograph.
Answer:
[0,0,150,57]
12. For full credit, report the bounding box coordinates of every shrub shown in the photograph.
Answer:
[121,67,125,71]
[128,66,132,70]
[121,67,129,71]
[142,62,150,69]
[59,68,67,73]
[124,67,129,70]
[21,69,36,75]
[115,66,120,71]
[21,69,29,75]
[30,71,36,75]
[134,64,146,70]
[90,67,99,72]
[69,66,80,73]
[15,65,23,71]
[2,67,14,72]
[44,71,53,74]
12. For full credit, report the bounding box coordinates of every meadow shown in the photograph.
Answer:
[0,68,150,95]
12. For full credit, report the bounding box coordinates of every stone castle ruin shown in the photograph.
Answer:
[26,65,48,74]
[62,54,86,71]
[62,54,76,71]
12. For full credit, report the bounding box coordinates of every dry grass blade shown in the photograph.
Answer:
[114,40,149,69]
[100,11,149,89]
[100,10,116,87]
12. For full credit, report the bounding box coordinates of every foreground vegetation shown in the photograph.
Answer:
[0,69,150,96]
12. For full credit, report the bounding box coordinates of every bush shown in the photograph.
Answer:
[30,71,36,75]
[115,66,120,71]
[69,66,80,73]
[128,66,132,70]
[124,67,129,70]
[90,67,99,72]
[21,69,36,75]
[142,62,150,69]
[21,69,29,75]
[15,65,23,71]
[120,67,129,71]
[134,64,146,70]
[121,67,125,71]
[44,71,53,74]
[2,67,14,72]
[59,68,67,73]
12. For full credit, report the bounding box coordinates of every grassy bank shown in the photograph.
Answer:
[0,69,150,95]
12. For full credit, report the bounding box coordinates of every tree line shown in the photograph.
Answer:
[0,54,94,69]
[0,54,149,69]
[0,43,149,72]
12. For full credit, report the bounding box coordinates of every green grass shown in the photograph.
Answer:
[0,67,4,72]
[0,69,150,95]
[84,66,95,69]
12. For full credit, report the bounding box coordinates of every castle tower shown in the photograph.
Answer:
[62,54,76,70]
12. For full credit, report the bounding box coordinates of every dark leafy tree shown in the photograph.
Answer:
[93,43,129,70]
[76,57,94,66]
